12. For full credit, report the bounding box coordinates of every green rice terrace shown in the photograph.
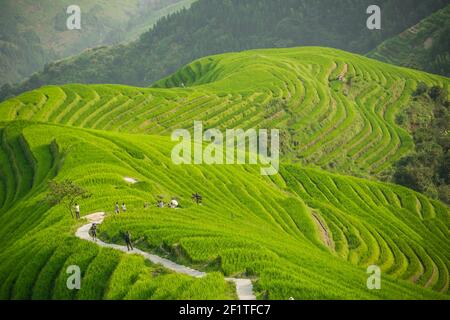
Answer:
[0,47,449,300]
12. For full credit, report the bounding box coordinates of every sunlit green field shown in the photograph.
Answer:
[0,47,448,299]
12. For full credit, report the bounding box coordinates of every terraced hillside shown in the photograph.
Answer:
[1,48,448,177]
[0,122,448,299]
[368,5,450,77]
[0,47,449,300]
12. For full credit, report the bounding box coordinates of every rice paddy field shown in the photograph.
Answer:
[0,47,448,300]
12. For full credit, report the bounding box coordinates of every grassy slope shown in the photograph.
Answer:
[0,47,449,299]
[0,122,448,299]
[368,5,450,77]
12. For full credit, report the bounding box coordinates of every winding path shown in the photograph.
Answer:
[75,212,256,300]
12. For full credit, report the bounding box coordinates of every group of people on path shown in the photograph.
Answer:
[74,201,127,220]
[156,199,179,209]
[75,202,133,251]
[79,193,202,252]
[88,223,133,251]
[115,202,127,214]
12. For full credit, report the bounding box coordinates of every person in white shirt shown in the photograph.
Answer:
[75,203,80,219]
[122,203,127,212]
[169,199,179,209]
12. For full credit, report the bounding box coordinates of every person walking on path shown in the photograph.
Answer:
[89,223,97,242]
[122,202,127,213]
[124,231,133,251]
[115,202,120,214]
[75,203,81,219]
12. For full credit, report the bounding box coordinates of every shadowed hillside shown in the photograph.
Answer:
[368,5,450,77]
[0,0,195,86]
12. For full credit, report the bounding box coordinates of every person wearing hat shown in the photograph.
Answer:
[89,223,97,242]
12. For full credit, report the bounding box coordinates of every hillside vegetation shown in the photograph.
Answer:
[368,5,450,77]
[1,47,448,178]
[393,83,450,204]
[1,0,448,100]
[0,47,449,300]
[0,0,195,86]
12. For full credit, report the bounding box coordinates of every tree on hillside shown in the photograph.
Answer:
[46,180,91,218]
[191,192,203,205]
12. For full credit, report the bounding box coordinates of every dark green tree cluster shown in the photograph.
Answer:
[0,6,51,87]
[0,0,189,89]
[429,23,450,76]
[1,0,448,101]
[394,83,450,204]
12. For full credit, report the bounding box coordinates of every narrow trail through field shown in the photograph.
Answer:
[312,212,334,250]
[75,212,256,300]
[338,63,348,81]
